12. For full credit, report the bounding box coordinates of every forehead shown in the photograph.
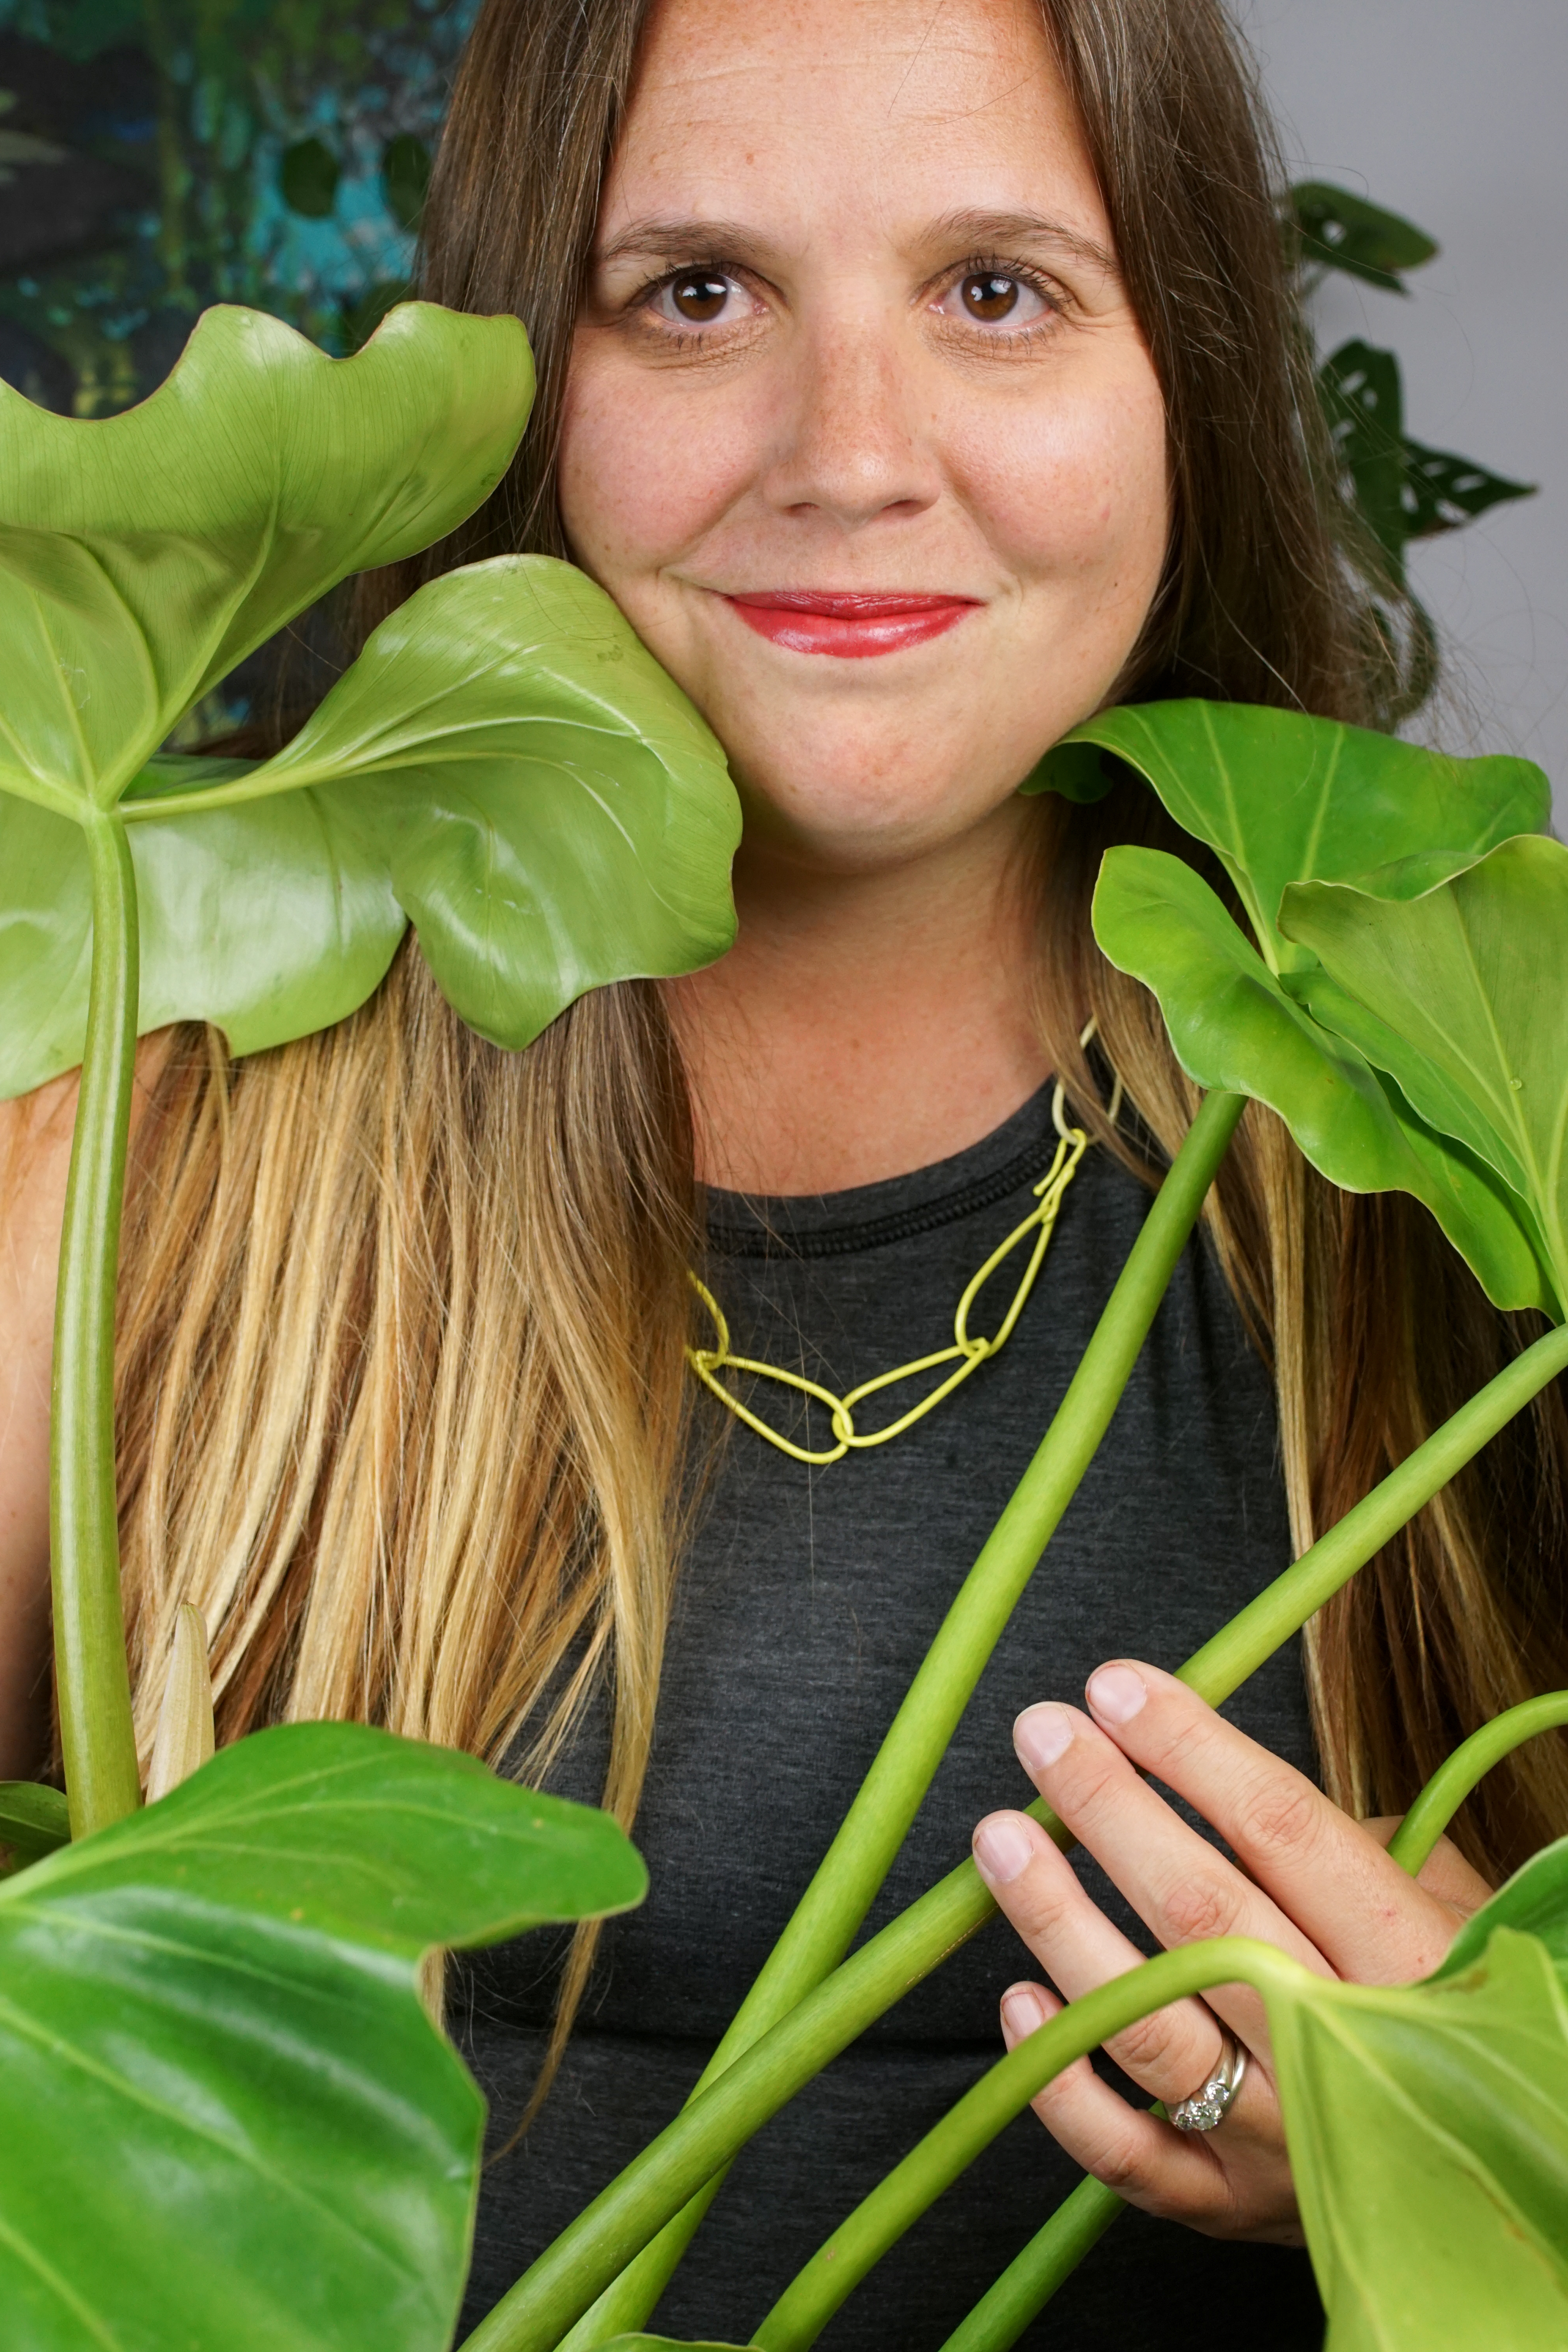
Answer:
[601,0,1104,247]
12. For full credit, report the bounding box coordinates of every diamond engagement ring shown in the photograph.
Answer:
[1169,2031,1248,2132]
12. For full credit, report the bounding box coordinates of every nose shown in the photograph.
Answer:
[758,319,941,530]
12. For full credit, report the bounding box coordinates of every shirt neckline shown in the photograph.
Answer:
[703,1083,1067,1260]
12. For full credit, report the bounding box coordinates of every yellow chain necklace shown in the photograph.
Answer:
[687,1081,1090,1466]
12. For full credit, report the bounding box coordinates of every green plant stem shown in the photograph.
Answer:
[463,1315,1568,2352]
[557,1089,1245,2347]
[51,813,144,1840]
[749,1943,1302,2351]
[1389,1691,1568,1875]
[933,2170,1126,2352]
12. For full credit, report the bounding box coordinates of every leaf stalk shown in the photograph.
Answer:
[554,1087,1245,2345]
[50,811,143,1838]
[749,1939,1303,2349]
[466,1317,1568,2352]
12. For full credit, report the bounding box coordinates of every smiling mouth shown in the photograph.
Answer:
[722,590,980,658]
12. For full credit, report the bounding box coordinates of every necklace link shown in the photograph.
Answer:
[688,1099,1089,1466]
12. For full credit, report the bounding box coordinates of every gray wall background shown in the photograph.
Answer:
[1235,0,1568,828]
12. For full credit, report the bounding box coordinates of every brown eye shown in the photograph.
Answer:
[669,272,733,323]
[960,272,1022,322]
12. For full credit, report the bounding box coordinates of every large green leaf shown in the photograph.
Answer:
[1272,1922,1568,2351]
[0,1720,645,2352]
[1092,846,1555,1313]
[1027,699,1547,970]
[299,559,742,1047]
[0,302,533,814]
[1281,836,1568,1304]
[0,761,405,1097]
[1,557,742,1094]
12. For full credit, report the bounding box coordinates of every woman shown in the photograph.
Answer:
[3,0,1566,2344]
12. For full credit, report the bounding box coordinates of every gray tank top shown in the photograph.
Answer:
[453,1085,1324,2347]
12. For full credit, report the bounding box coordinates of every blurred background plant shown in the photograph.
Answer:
[0,18,1536,738]
[0,0,461,413]
[1285,182,1536,720]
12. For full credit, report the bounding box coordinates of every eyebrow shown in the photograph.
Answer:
[594,208,1118,279]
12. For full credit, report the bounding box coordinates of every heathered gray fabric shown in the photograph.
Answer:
[452,1086,1325,2347]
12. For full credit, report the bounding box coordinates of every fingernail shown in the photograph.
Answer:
[1014,1702,1074,1776]
[973,1813,1036,1885]
[1001,1984,1048,2042]
[1086,1663,1148,1725]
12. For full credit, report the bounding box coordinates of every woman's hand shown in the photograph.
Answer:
[970,1660,1493,2243]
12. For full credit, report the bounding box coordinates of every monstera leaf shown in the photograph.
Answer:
[0,1721,645,2352]
[1279,835,1568,1307]
[3,556,741,1090]
[1268,1839,1568,2352]
[1031,699,1547,968]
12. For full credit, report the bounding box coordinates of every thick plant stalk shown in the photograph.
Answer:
[749,1939,1304,2350]
[1388,1690,1568,1875]
[50,812,143,1839]
[558,1089,1245,2347]
[461,1316,1568,2352]
[932,2170,1126,2352]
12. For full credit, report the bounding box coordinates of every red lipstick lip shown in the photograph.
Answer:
[722,589,979,658]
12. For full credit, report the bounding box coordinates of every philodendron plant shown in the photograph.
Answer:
[0,300,741,2349]
[5,301,1568,2352]
[472,709,1568,2352]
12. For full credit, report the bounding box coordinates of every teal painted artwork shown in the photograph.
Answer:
[0,0,470,415]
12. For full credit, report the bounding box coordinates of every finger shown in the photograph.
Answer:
[1010,1700,1326,2041]
[1365,1819,1495,1919]
[998,1981,1239,2225]
[974,1807,1238,2106]
[1073,1663,1461,1982]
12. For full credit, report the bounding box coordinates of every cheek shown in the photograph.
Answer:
[956,367,1170,605]
[557,345,759,584]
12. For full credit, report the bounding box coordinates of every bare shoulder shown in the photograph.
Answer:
[0,1072,80,1312]
[0,1035,176,1778]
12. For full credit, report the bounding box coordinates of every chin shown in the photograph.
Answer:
[731,761,1022,873]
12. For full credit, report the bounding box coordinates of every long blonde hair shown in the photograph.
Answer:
[114,0,1568,2091]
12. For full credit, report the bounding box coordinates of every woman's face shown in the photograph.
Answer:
[558,0,1169,875]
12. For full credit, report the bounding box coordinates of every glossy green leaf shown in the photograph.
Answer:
[1092,846,1555,1313]
[1435,1835,1568,1987]
[1272,1922,1568,2351]
[3,557,741,1092]
[601,2339,758,2349]
[0,1720,645,2352]
[305,559,740,1046]
[1281,835,1568,1307]
[1287,182,1438,292]
[0,761,405,1098]
[0,1781,70,1865]
[1027,698,1547,969]
[0,301,533,814]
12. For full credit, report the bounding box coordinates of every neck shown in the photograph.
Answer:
[664,795,1051,1195]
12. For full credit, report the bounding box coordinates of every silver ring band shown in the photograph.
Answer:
[1169,2030,1248,2133]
